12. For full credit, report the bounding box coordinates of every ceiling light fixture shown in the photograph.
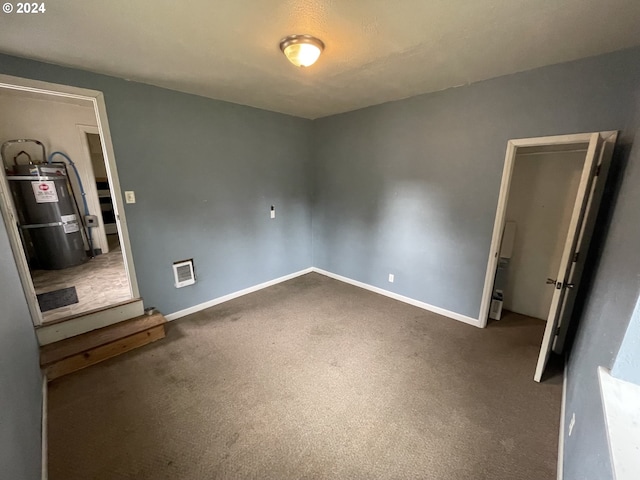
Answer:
[279,34,325,68]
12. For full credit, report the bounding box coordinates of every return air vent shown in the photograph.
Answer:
[173,259,195,288]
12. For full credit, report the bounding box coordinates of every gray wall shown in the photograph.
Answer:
[0,54,312,479]
[312,47,640,319]
[2,47,640,480]
[0,223,42,479]
[0,54,313,316]
[562,116,640,479]
[312,47,640,479]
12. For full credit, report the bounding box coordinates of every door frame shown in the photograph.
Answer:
[478,131,616,328]
[76,124,109,254]
[0,73,140,327]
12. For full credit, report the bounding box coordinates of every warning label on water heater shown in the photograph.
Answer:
[61,214,79,234]
[31,181,58,203]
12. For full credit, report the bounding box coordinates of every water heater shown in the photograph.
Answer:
[3,140,87,270]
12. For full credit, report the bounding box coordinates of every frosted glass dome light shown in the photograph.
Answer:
[280,35,325,67]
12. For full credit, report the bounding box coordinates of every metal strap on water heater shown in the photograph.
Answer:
[7,175,64,181]
[19,222,64,229]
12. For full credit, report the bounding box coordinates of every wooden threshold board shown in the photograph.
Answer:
[36,298,145,345]
[41,312,166,381]
[39,298,143,327]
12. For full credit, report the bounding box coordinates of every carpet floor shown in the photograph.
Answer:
[48,273,562,480]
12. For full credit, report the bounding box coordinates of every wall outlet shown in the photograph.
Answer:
[125,191,136,204]
[388,273,394,283]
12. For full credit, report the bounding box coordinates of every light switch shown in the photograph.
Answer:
[125,191,136,204]
[270,205,275,219]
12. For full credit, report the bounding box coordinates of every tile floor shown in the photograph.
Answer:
[31,246,131,323]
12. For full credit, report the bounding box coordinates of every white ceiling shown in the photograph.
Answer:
[1,0,639,119]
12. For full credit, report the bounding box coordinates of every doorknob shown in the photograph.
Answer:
[546,278,556,285]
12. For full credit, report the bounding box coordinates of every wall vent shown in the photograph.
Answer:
[173,259,195,288]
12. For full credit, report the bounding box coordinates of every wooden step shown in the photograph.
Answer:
[41,312,167,381]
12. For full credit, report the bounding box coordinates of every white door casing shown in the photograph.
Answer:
[0,153,43,324]
[75,124,109,254]
[0,73,140,327]
[480,133,600,327]
[480,131,617,382]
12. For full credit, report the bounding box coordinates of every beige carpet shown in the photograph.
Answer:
[48,273,562,480]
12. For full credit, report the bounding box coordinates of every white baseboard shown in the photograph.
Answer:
[41,373,48,480]
[165,266,481,329]
[165,268,313,321]
[557,356,567,480]
[311,268,482,328]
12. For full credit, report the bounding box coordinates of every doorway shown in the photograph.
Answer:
[479,132,617,382]
[493,146,586,321]
[79,128,120,253]
[0,74,140,328]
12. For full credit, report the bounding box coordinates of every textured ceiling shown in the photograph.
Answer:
[1,0,639,119]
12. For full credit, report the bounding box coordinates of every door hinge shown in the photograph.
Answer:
[573,252,580,263]
[595,164,601,176]
[556,327,561,335]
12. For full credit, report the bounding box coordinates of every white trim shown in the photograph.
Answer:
[478,140,517,328]
[534,133,601,383]
[165,268,313,321]
[36,299,144,345]
[0,74,107,102]
[557,356,568,480]
[509,133,594,147]
[311,268,482,327]
[75,124,108,254]
[478,132,616,328]
[0,73,140,328]
[41,373,48,480]
[165,267,481,328]
[0,163,43,325]
[93,92,140,299]
[598,367,640,480]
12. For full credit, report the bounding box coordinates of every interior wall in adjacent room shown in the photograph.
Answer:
[503,150,584,320]
[0,93,106,252]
